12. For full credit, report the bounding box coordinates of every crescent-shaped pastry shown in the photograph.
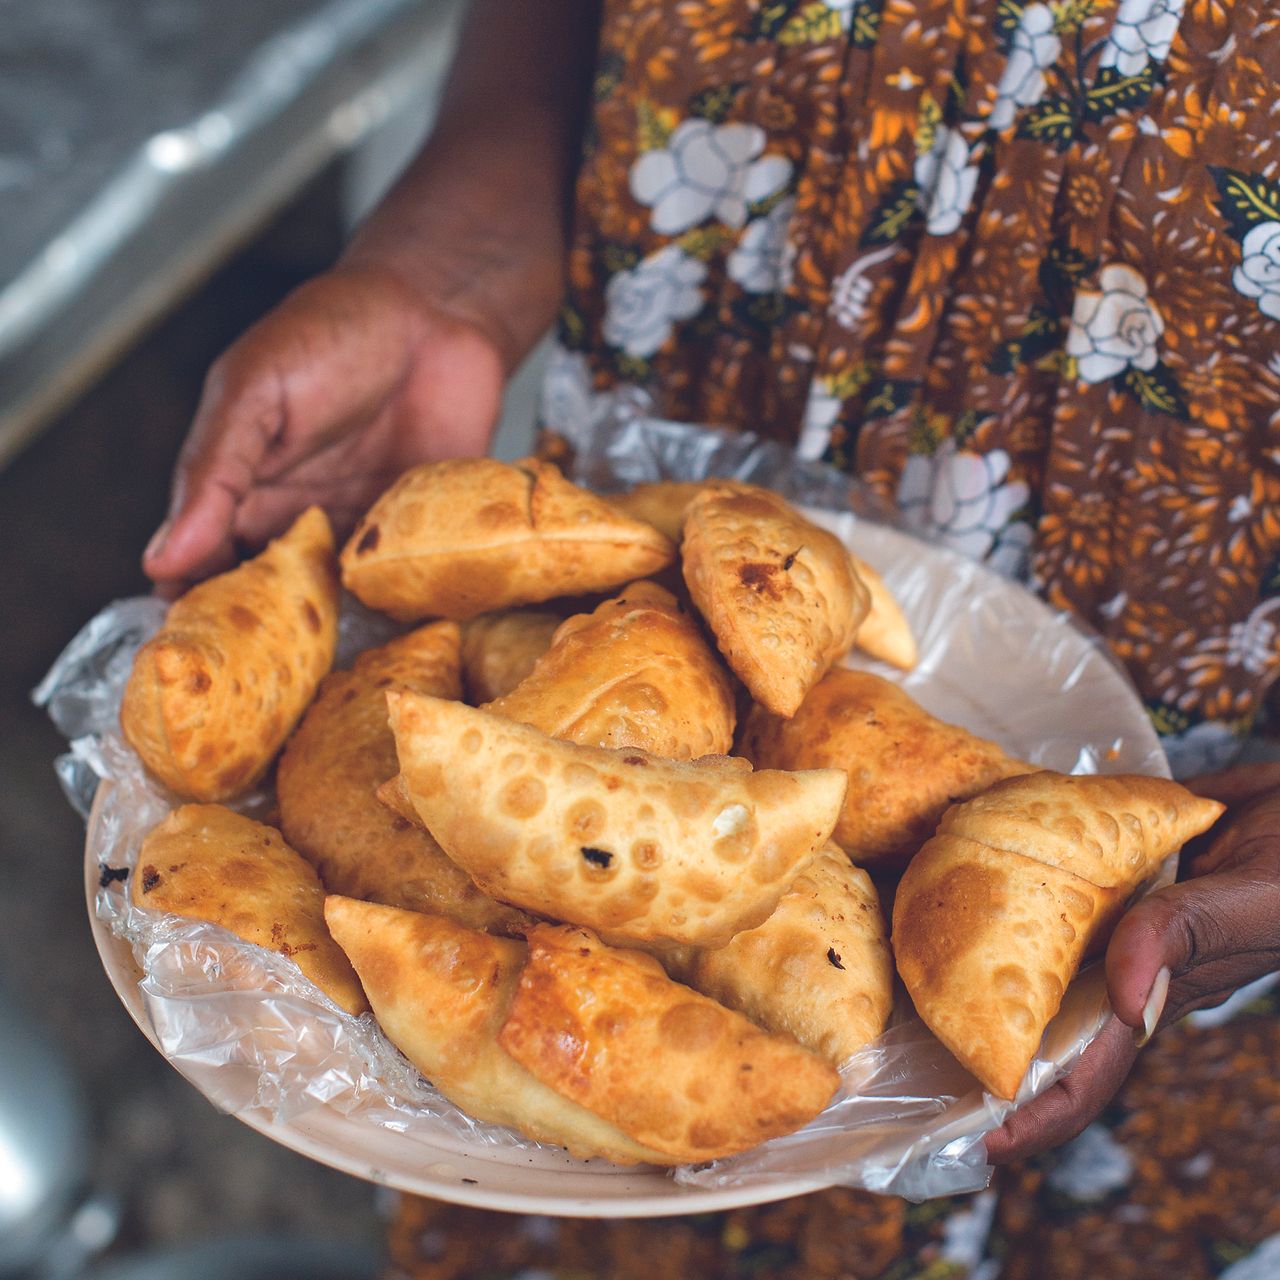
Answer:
[846,554,917,670]
[484,581,736,758]
[120,507,339,801]
[611,480,915,670]
[460,610,563,703]
[323,897,674,1164]
[684,845,893,1065]
[277,622,532,935]
[892,772,1224,1099]
[681,487,870,717]
[934,771,1217,888]
[340,457,674,621]
[608,480,708,543]
[740,668,1034,869]
[497,925,840,1162]
[374,772,425,828]
[132,805,367,1015]
[386,692,846,948]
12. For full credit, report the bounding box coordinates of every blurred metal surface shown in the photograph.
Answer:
[0,0,463,469]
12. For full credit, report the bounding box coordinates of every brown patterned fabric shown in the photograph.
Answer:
[536,0,1280,774]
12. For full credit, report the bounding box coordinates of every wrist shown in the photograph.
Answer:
[341,105,571,374]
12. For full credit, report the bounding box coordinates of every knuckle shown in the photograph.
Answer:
[1171,897,1231,972]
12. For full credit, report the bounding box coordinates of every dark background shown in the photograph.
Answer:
[0,168,385,1256]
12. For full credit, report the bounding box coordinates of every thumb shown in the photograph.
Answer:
[1105,858,1280,1036]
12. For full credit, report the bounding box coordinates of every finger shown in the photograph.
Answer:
[984,1016,1138,1164]
[143,355,281,583]
[1105,857,1280,1032]
[1187,788,1280,877]
[1182,763,1280,807]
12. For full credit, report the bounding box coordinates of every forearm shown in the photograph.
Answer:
[342,0,602,372]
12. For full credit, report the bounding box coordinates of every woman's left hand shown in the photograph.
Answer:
[985,762,1280,1164]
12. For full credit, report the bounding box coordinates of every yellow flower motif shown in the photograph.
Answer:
[914,90,942,155]
[1067,172,1105,217]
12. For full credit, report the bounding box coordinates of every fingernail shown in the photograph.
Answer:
[1135,965,1171,1048]
[144,519,172,564]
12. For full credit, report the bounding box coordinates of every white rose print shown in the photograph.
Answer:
[914,127,980,237]
[726,197,797,293]
[1224,598,1280,677]
[989,4,1062,131]
[630,119,792,235]
[1232,220,1280,321]
[1064,264,1165,383]
[1099,0,1186,76]
[897,439,1033,575]
[602,245,707,358]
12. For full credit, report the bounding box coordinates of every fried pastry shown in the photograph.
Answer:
[386,692,846,947]
[121,507,339,801]
[277,622,531,935]
[686,845,893,1065]
[608,480,709,543]
[612,479,914,670]
[681,487,869,717]
[892,772,1224,1098]
[375,773,424,828]
[340,457,674,621]
[132,805,366,1015]
[497,925,840,1162]
[741,668,1034,868]
[847,555,917,670]
[324,897,673,1164]
[485,581,735,758]
[460,610,562,703]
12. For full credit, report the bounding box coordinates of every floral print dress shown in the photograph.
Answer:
[540,0,1280,776]
[387,2,1280,1276]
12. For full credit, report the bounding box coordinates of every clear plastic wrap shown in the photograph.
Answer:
[39,419,1168,1212]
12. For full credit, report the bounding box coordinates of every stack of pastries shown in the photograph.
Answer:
[117,458,1223,1165]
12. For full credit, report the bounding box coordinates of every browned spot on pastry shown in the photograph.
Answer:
[228,605,260,632]
[631,841,662,870]
[356,524,380,554]
[658,1000,726,1052]
[475,500,523,528]
[580,846,614,869]
[279,941,317,957]
[188,669,212,694]
[896,863,1002,978]
[140,865,161,893]
[739,562,785,599]
[622,755,648,766]
[501,776,547,820]
[827,948,845,970]
[566,798,607,842]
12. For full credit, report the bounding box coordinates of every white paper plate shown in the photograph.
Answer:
[86,516,1166,1216]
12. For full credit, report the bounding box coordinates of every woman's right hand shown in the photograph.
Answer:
[142,263,508,594]
[142,0,603,593]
